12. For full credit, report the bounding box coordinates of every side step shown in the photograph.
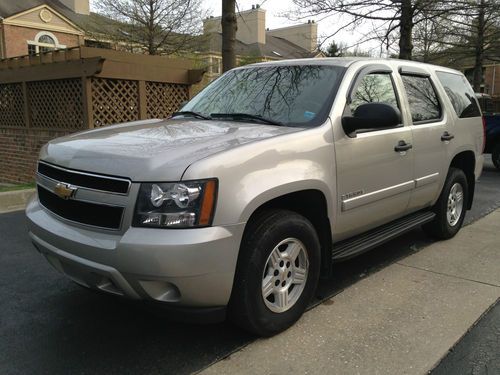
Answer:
[332,211,436,262]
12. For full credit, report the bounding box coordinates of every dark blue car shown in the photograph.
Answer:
[477,94,500,170]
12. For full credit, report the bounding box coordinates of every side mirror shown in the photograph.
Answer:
[342,103,401,137]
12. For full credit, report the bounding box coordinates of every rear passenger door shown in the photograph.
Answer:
[398,67,448,211]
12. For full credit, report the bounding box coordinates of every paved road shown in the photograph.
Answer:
[1,158,499,375]
[431,300,500,375]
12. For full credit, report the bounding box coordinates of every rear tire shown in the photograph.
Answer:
[492,143,500,170]
[228,209,321,337]
[423,168,468,240]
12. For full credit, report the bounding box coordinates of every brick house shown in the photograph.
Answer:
[463,64,499,98]
[0,1,95,59]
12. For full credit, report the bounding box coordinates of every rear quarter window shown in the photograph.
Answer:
[436,72,481,118]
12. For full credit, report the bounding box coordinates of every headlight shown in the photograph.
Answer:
[133,179,217,228]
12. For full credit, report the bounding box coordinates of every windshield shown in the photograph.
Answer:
[181,65,345,127]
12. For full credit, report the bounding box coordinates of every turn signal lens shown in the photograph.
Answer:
[199,180,216,226]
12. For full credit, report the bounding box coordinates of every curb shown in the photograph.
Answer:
[0,188,35,213]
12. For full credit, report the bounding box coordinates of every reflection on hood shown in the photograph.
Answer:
[41,118,302,181]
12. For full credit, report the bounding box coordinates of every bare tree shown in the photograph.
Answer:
[221,0,237,72]
[291,0,461,60]
[459,0,500,91]
[96,0,204,55]
[415,0,500,91]
[412,15,448,62]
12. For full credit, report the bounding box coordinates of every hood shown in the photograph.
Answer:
[40,119,302,181]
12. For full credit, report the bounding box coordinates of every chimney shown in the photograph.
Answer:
[267,21,318,52]
[237,6,266,44]
[203,6,266,45]
[203,16,221,34]
[60,0,90,15]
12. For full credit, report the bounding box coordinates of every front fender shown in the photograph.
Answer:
[181,123,337,227]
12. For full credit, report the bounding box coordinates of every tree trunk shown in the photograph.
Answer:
[473,0,486,92]
[147,0,156,55]
[221,0,237,72]
[399,0,414,60]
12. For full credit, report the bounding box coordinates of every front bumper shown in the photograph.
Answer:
[26,195,245,314]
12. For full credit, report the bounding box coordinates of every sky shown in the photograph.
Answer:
[204,0,380,54]
[90,0,382,55]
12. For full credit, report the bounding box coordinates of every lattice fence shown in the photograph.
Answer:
[28,79,84,129]
[0,47,203,184]
[0,83,25,127]
[91,78,140,127]
[146,82,189,119]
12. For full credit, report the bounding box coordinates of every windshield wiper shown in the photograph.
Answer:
[210,113,283,126]
[171,111,211,120]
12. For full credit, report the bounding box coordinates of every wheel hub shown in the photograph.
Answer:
[261,238,309,313]
[447,182,464,227]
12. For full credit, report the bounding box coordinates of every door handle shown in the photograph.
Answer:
[441,132,455,141]
[394,140,413,152]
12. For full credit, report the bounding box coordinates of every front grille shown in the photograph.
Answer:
[38,186,124,230]
[38,162,130,194]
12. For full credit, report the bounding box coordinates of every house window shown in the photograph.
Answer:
[211,57,222,75]
[28,44,37,56]
[27,32,66,56]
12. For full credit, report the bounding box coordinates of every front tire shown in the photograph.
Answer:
[228,210,321,336]
[423,167,468,240]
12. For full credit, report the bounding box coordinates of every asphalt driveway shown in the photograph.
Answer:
[1,158,499,374]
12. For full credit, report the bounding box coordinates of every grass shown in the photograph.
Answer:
[0,183,36,193]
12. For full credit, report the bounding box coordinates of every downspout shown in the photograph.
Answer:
[492,64,496,97]
[0,17,5,59]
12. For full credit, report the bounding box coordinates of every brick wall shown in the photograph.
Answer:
[484,65,499,98]
[3,25,80,58]
[0,128,71,183]
[0,48,199,184]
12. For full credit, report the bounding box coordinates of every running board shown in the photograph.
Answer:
[332,211,436,262]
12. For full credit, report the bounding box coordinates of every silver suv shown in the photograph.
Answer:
[26,58,484,336]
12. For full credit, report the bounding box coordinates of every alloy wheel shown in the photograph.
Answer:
[261,238,309,313]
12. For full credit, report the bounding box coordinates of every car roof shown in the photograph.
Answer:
[243,57,463,75]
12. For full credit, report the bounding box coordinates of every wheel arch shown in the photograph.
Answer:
[241,189,333,279]
[449,150,476,209]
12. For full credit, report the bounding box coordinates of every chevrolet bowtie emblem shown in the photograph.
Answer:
[54,182,77,200]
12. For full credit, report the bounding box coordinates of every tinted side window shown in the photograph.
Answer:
[401,75,441,123]
[436,72,481,118]
[350,73,398,113]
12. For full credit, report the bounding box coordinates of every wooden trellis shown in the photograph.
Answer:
[0,47,204,130]
[146,81,189,120]
[0,83,24,128]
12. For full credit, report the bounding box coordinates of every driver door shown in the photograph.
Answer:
[334,65,414,240]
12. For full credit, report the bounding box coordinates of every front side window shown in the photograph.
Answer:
[436,72,481,118]
[350,73,398,113]
[401,75,441,123]
[182,65,345,127]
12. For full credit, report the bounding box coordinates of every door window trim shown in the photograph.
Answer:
[399,72,444,125]
[344,64,403,134]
